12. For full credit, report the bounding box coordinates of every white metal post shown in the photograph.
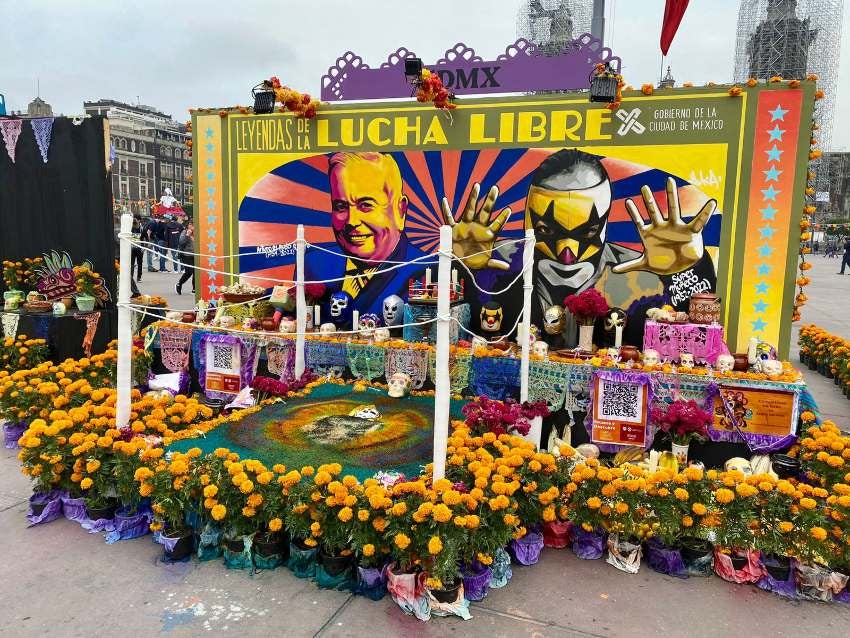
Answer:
[519,228,534,403]
[295,224,306,379]
[432,225,452,481]
[116,213,133,429]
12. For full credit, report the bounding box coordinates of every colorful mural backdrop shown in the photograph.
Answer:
[193,85,814,356]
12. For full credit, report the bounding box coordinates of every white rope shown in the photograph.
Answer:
[131,294,273,313]
[303,236,529,265]
[305,241,438,265]
[134,238,297,260]
[441,236,535,296]
[450,310,524,345]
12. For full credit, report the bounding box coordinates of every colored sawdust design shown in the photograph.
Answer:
[168,383,464,480]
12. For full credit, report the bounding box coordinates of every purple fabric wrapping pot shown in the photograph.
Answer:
[355,564,389,601]
[27,491,63,526]
[646,539,688,578]
[509,531,544,566]
[756,557,798,599]
[462,563,492,601]
[60,494,88,523]
[105,508,152,543]
[3,422,26,448]
[572,528,607,560]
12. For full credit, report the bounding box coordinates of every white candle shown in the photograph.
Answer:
[747,336,759,365]
[451,268,458,286]
[352,310,359,332]
[313,304,320,327]
[615,325,623,349]
[425,268,432,287]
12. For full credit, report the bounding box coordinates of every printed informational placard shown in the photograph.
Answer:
[713,386,797,438]
[205,339,242,394]
[591,375,649,447]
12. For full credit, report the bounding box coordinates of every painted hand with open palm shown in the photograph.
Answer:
[440,183,512,271]
[613,177,716,276]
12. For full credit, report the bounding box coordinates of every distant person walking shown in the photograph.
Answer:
[151,217,169,271]
[838,237,850,274]
[176,221,195,295]
[165,217,183,272]
[131,215,143,283]
[141,217,158,271]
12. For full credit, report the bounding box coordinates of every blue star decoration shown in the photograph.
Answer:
[757,263,771,277]
[751,318,767,333]
[755,281,770,295]
[758,244,774,258]
[207,228,217,239]
[761,204,778,220]
[206,199,216,210]
[205,127,214,139]
[206,172,215,181]
[206,214,217,225]
[761,185,779,201]
[205,158,215,168]
[208,256,219,266]
[763,166,782,182]
[759,225,776,240]
[205,142,215,153]
[767,124,785,142]
[206,186,216,196]
[769,104,789,121]
[208,283,218,295]
[207,242,218,252]
[753,299,768,313]
[765,145,783,162]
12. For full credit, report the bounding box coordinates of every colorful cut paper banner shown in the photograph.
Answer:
[30,117,54,163]
[1,313,19,338]
[0,119,22,162]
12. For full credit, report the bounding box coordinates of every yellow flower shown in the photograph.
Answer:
[139,482,153,497]
[779,521,793,533]
[432,503,452,522]
[810,526,828,541]
[692,503,707,516]
[338,506,353,522]
[394,533,411,550]
[80,477,93,490]
[203,484,218,498]
[391,502,408,516]
[211,504,227,521]
[586,496,602,509]
[715,488,735,504]
[428,536,443,555]
[357,509,370,522]
[239,480,254,494]
[799,497,817,510]
[362,543,375,557]
[268,517,283,532]
[674,488,689,501]
[86,459,101,473]
[247,493,263,508]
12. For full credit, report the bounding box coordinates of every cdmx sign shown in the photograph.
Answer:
[321,36,621,102]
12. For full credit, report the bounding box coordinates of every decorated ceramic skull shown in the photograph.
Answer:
[715,354,735,373]
[329,291,352,319]
[358,313,380,337]
[725,457,753,477]
[532,340,549,357]
[760,359,783,378]
[373,327,391,343]
[319,322,337,335]
[387,372,412,398]
[219,315,236,329]
[382,294,403,327]
[480,301,503,333]
[642,348,660,367]
[543,305,566,335]
[279,317,296,333]
[679,352,695,369]
[604,307,626,332]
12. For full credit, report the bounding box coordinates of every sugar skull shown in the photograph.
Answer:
[543,305,566,335]
[679,352,695,369]
[382,294,403,327]
[604,307,626,332]
[373,327,391,343]
[516,323,538,347]
[358,313,380,337]
[319,322,337,335]
[387,372,412,398]
[480,301,503,333]
[329,291,353,320]
[532,340,549,357]
[642,348,660,368]
[724,457,752,477]
[760,359,783,378]
[219,315,236,329]
[279,317,296,333]
[715,354,735,373]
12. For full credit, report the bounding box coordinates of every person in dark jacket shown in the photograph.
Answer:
[131,215,143,282]
[142,217,159,272]
[838,237,850,274]
[165,217,183,272]
[176,221,195,294]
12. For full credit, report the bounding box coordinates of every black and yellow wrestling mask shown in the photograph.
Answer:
[524,150,611,266]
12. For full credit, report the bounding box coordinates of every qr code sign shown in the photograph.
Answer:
[598,380,641,423]
[210,343,238,372]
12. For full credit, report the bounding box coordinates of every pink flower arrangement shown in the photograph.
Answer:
[563,288,609,325]
[250,371,316,401]
[651,399,713,445]
[461,396,550,437]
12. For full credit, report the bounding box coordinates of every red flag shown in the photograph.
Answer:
[660,0,690,56]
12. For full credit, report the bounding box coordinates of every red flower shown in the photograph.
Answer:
[564,288,609,324]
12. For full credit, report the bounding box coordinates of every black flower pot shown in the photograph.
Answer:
[202,396,226,417]
[799,353,808,365]
[826,368,834,379]
[430,579,462,603]
[255,532,290,560]
[763,554,791,581]
[835,376,841,386]
[771,454,801,479]
[680,538,713,563]
[86,498,118,521]
[224,537,246,553]
[30,501,47,517]
[730,553,749,571]
[318,547,354,576]
[817,363,826,375]
[808,360,818,371]
[163,527,194,561]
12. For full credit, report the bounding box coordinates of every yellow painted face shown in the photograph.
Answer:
[525,184,609,265]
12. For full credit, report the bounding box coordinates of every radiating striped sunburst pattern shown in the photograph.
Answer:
[237,149,721,289]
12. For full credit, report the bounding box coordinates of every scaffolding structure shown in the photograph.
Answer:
[517,0,593,54]
[734,0,844,194]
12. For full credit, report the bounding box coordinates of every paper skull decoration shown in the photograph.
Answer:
[724,457,753,477]
[387,372,412,398]
[279,317,296,333]
[516,323,538,346]
[319,322,337,334]
[382,294,403,327]
[329,291,353,321]
[480,301,503,333]
[543,305,566,335]
[604,307,627,332]
[642,348,660,367]
[532,340,549,357]
[715,354,735,373]
[760,359,783,378]
[679,352,695,369]
[373,327,391,343]
[358,313,380,337]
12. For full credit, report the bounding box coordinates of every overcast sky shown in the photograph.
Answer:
[3,0,849,148]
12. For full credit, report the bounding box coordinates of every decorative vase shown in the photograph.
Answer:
[577,324,594,352]
[732,353,750,372]
[75,294,96,312]
[61,296,74,310]
[619,345,640,363]
[671,442,689,466]
[688,292,721,324]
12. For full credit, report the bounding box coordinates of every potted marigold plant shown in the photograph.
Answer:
[143,450,197,561]
[564,457,610,559]
[349,479,393,600]
[308,465,360,584]
[651,398,712,466]
[711,470,763,580]
[251,461,290,564]
[563,287,609,351]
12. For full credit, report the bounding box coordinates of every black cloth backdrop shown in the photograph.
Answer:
[0,116,116,358]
